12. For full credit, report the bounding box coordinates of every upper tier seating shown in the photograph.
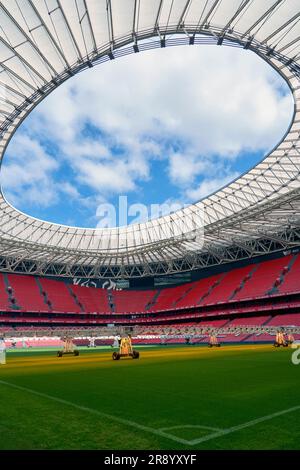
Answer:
[176,275,223,308]
[70,284,111,313]
[201,266,254,305]
[112,289,157,313]
[233,256,292,300]
[40,278,81,313]
[1,254,300,319]
[277,255,300,295]
[0,273,10,311]
[7,274,48,312]
[154,283,194,311]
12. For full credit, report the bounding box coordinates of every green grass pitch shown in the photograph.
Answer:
[0,344,299,450]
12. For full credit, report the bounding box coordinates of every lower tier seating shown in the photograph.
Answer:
[3,318,300,348]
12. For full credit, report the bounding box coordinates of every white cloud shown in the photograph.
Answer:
[1,44,293,224]
[75,159,137,193]
[1,133,59,207]
[168,152,212,186]
[186,173,240,202]
[60,182,81,199]
[39,44,292,162]
[37,46,292,151]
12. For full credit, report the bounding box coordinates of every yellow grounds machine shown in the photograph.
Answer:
[57,336,79,357]
[209,332,221,348]
[112,335,140,360]
[273,330,289,347]
[287,333,295,345]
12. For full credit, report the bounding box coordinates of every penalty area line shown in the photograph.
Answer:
[0,379,190,445]
[159,424,223,432]
[188,404,300,445]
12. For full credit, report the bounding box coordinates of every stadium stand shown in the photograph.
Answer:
[267,313,300,326]
[7,274,48,312]
[112,289,157,313]
[1,255,300,341]
[153,283,193,311]
[233,256,293,300]
[245,333,276,343]
[39,278,81,313]
[194,319,229,328]
[201,266,254,305]
[228,316,271,326]
[0,273,11,311]
[176,275,223,308]
[70,284,111,313]
[218,334,250,343]
[277,255,300,295]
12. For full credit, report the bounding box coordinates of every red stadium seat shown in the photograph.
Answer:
[7,274,49,312]
[0,255,299,330]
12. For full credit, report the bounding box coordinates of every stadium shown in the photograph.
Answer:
[0,0,300,452]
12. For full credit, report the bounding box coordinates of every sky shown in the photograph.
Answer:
[0,44,293,228]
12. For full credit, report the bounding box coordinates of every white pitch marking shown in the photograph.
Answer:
[159,424,223,432]
[188,404,300,445]
[0,379,190,445]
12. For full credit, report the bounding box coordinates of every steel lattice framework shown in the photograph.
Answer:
[0,0,300,279]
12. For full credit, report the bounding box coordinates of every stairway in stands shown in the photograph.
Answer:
[35,277,52,311]
[232,256,293,301]
[267,254,297,296]
[108,291,115,313]
[173,284,197,307]
[201,266,256,306]
[229,265,258,301]
[274,254,300,296]
[66,284,84,312]
[199,273,227,305]
[0,274,13,311]
[146,290,161,311]
[39,278,81,313]
[4,273,21,310]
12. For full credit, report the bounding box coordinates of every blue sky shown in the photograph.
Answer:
[1,45,293,228]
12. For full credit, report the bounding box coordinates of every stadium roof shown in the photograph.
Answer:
[0,0,300,279]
